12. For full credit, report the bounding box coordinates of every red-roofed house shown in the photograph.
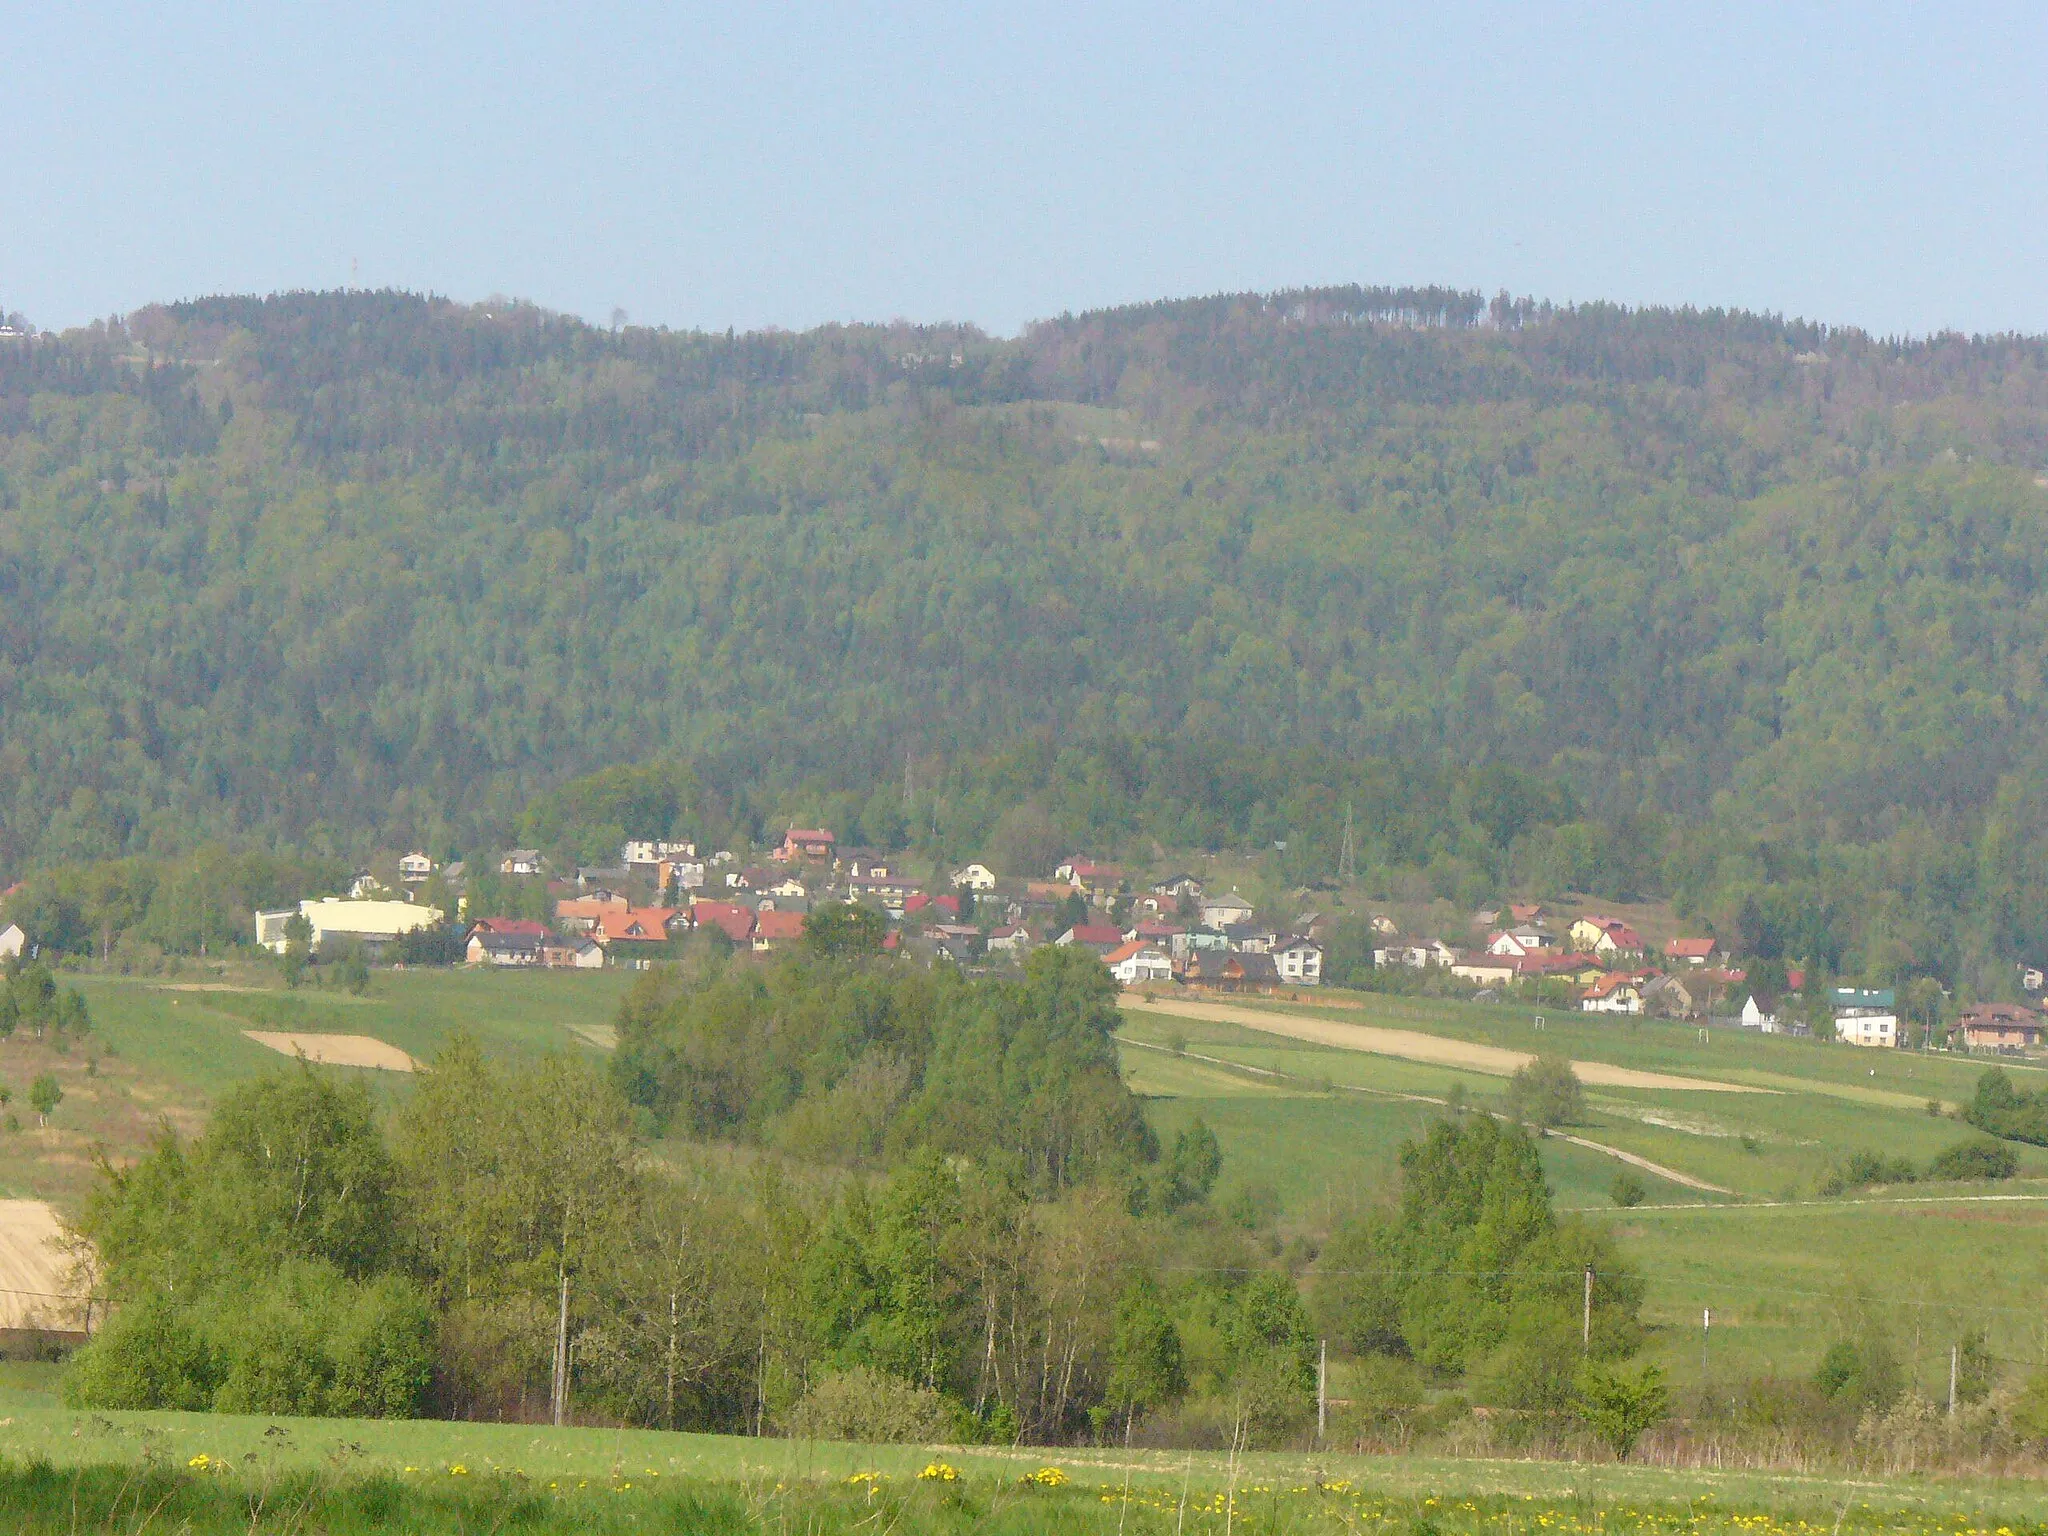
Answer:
[690,900,756,945]
[1956,1003,2044,1053]
[1570,915,1646,959]
[1103,940,1173,987]
[1580,971,1649,1015]
[1663,937,1720,966]
[752,909,807,951]
[471,917,548,939]
[1056,923,1125,956]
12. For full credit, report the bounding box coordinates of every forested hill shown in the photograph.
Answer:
[7,286,2048,955]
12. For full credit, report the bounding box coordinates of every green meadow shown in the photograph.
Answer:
[1116,992,2048,1396]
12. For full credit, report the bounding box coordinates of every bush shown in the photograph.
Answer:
[777,1365,955,1443]
[1926,1138,2018,1182]
[1507,1054,1582,1129]
[1820,1150,1916,1196]
[1609,1172,1645,1207]
[1576,1360,1668,1460]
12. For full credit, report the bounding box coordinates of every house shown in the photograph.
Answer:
[1369,914,1399,936]
[1509,902,1548,925]
[1130,920,1184,947]
[1151,874,1204,900]
[500,849,544,877]
[986,924,1032,953]
[1171,927,1232,959]
[1514,953,1603,984]
[1200,892,1256,929]
[542,934,606,969]
[1055,859,1126,894]
[0,923,22,961]
[1569,915,1645,958]
[1955,1003,2044,1053]
[776,828,836,863]
[841,852,895,879]
[761,876,808,900]
[1740,994,1777,1031]
[1643,973,1697,1019]
[555,895,630,934]
[467,927,544,967]
[471,917,549,939]
[1056,923,1125,956]
[346,872,384,900]
[689,901,756,945]
[1580,972,1648,1015]
[951,863,998,891]
[931,926,985,964]
[254,898,443,955]
[752,910,808,951]
[1451,957,1518,986]
[1273,936,1323,986]
[1221,923,1277,954]
[1832,987,1898,1049]
[1663,937,1719,967]
[660,859,707,894]
[1103,941,1174,987]
[2021,966,2045,994]
[1486,927,1558,958]
[399,852,435,883]
[1178,951,1281,993]
[622,840,695,874]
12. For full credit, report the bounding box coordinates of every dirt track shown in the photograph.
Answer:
[1121,997,1768,1093]
[0,1201,87,1330]
[244,1031,419,1071]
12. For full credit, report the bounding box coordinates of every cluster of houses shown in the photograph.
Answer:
[239,832,2048,1056]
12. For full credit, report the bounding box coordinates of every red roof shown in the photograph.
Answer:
[690,900,755,944]
[933,893,962,919]
[904,892,931,914]
[472,918,548,939]
[882,931,900,950]
[592,906,680,943]
[1664,937,1718,959]
[754,910,806,944]
[1513,953,1589,976]
[1064,924,1124,948]
[1101,940,1145,964]
[1134,920,1183,939]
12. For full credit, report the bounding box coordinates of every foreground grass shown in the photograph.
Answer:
[5,1449,2048,1535]
[5,1409,2048,1529]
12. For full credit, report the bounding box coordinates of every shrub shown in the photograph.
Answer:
[1507,1054,1582,1129]
[1926,1138,2018,1182]
[1609,1172,1645,1207]
[1820,1150,1915,1196]
[1576,1360,1668,1460]
[777,1365,955,1443]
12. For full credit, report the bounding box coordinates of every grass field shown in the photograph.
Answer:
[0,1403,2042,1529]
[0,968,634,1208]
[1116,992,2048,1397]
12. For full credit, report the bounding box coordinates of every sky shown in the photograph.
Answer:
[6,2,2045,339]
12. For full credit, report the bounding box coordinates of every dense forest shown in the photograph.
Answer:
[7,287,2048,984]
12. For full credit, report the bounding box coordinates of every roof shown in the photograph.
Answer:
[1582,971,1646,999]
[556,896,629,918]
[690,901,755,944]
[1958,1003,2042,1026]
[1181,950,1280,982]
[473,918,548,938]
[471,929,544,953]
[1274,934,1323,953]
[754,910,806,942]
[783,827,835,844]
[1063,924,1125,947]
[1663,937,1718,958]
[593,906,682,942]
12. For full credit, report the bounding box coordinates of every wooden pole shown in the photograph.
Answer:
[1949,1343,1958,1417]
[552,1266,570,1426]
[1317,1338,1327,1442]
[1583,1265,1593,1351]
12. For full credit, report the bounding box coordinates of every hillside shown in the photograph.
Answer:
[8,287,2048,980]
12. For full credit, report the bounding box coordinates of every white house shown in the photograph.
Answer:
[1580,973,1646,1015]
[0,923,23,961]
[1486,927,1557,958]
[398,852,435,883]
[1836,1010,1898,1048]
[1104,941,1174,987]
[986,924,1032,953]
[1273,936,1323,986]
[951,863,998,891]
[255,898,443,955]
[1740,994,1777,1031]
[1200,892,1256,929]
[500,849,543,877]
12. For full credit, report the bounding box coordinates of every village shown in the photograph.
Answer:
[238,826,2048,1057]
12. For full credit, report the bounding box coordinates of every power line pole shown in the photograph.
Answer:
[1338,802,1356,886]
[1949,1343,1958,1417]
[1316,1338,1327,1443]
[552,1266,570,1426]
[1583,1265,1594,1351]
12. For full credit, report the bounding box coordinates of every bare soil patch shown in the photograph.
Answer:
[242,1032,418,1071]
[1121,997,1768,1093]
[0,1201,86,1329]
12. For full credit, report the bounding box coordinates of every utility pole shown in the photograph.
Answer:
[1338,802,1356,886]
[552,1266,570,1426]
[1949,1343,1958,1417]
[1583,1265,1594,1351]
[1316,1339,1328,1443]
[1701,1307,1711,1383]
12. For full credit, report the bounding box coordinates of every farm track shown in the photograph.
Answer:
[1121,997,1768,1093]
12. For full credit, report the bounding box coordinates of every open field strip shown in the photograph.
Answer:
[6,1408,2048,1521]
[241,1032,419,1071]
[1119,1035,1734,1194]
[1122,997,1768,1092]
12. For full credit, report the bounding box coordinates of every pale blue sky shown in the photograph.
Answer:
[8,2,2044,337]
